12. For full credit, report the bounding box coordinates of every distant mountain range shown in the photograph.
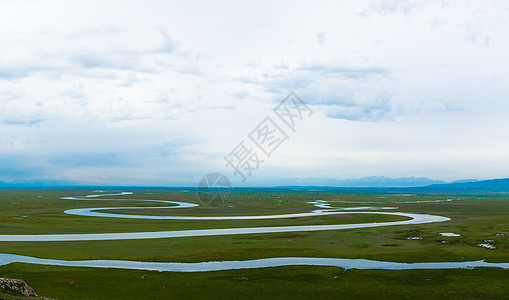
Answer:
[252,176,447,188]
[411,178,509,192]
[0,179,87,188]
[0,176,447,188]
[2,176,509,193]
[273,178,509,193]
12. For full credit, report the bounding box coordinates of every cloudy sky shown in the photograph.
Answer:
[1,0,509,186]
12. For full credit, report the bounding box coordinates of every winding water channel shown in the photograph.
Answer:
[2,192,505,272]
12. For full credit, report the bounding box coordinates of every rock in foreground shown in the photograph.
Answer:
[0,277,39,298]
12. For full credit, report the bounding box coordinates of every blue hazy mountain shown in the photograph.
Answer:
[251,176,447,188]
[1,176,446,188]
[414,178,509,192]
[0,179,88,188]
[4,177,509,192]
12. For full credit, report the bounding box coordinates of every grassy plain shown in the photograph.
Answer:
[0,188,508,299]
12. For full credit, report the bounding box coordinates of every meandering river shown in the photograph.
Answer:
[3,191,502,272]
[0,192,449,241]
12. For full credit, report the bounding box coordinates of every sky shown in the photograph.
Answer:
[1,0,509,186]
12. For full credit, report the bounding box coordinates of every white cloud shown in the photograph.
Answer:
[1,0,509,185]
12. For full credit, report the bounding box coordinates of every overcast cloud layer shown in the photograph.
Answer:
[1,0,509,186]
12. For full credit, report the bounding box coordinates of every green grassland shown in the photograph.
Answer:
[2,264,509,300]
[0,188,508,299]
